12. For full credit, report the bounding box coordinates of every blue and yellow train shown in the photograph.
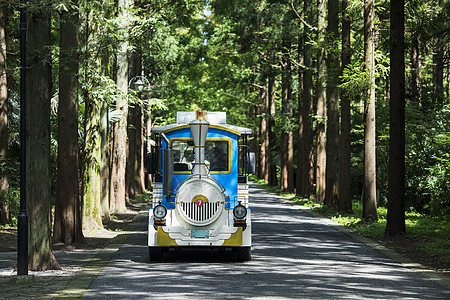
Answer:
[147,110,255,261]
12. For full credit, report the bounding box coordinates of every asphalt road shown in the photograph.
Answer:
[81,184,449,299]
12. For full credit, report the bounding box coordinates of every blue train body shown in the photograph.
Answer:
[147,111,254,261]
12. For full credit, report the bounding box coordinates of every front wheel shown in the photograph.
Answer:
[236,247,251,261]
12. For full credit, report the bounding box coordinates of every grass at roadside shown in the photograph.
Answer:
[249,175,450,272]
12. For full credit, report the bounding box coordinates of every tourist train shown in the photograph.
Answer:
[147,110,255,261]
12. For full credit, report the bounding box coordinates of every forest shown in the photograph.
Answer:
[0,0,449,270]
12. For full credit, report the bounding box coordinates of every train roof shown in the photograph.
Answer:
[151,111,252,135]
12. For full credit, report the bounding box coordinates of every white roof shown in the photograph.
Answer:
[177,111,227,124]
[151,111,252,135]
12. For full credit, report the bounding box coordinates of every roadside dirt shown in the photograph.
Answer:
[0,197,150,253]
[376,235,449,278]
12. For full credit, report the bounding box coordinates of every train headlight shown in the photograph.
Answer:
[153,204,167,219]
[233,204,247,220]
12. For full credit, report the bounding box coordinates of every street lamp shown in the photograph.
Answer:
[128,76,149,92]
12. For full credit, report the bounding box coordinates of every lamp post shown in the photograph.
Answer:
[128,75,149,92]
[18,0,29,276]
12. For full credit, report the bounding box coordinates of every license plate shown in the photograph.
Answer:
[191,230,210,238]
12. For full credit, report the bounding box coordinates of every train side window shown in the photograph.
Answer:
[171,140,194,172]
[205,140,229,172]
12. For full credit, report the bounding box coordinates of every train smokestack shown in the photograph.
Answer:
[190,110,209,175]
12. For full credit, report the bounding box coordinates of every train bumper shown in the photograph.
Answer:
[148,208,251,247]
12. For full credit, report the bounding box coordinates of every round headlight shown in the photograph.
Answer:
[153,205,167,219]
[233,204,247,219]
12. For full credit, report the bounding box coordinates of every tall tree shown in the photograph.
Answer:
[258,75,268,180]
[280,34,294,193]
[100,0,111,222]
[110,0,130,212]
[0,7,9,225]
[325,0,340,208]
[386,0,406,236]
[80,5,104,231]
[363,0,378,220]
[127,55,145,198]
[315,0,327,203]
[267,64,277,186]
[26,2,60,270]
[339,0,353,213]
[297,0,314,198]
[53,5,85,244]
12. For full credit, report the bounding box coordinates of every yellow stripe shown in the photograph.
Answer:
[222,227,243,246]
[209,125,241,136]
[157,227,178,246]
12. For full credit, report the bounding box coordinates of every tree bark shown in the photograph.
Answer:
[100,0,111,222]
[297,0,314,198]
[53,7,85,244]
[363,0,378,221]
[267,64,277,186]
[281,37,294,193]
[325,0,340,208]
[100,100,110,221]
[110,0,130,212]
[26,4,60,270]
[0,7,9,225]
[127,55,145,198]
[127,105,137,199]
[315,0,327,203]
[339,0,353,213]
[81,8,104,231]
[410,35,421,105]
[386,0,406,236]
[432,39,444,98]
[258,75,268,180]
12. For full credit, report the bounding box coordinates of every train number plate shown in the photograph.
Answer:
[191,230,210,238]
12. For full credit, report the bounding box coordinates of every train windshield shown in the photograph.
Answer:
[171,139,230,173]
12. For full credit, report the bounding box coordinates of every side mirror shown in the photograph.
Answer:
[245,152,256,175]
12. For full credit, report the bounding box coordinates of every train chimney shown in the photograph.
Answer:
[190,110,209,175]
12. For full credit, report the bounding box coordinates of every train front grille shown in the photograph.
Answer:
[180,202,221,223]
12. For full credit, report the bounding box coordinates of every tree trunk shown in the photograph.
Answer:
[0,7,9,225]
[100,100,110,221]
[110,0,130,212]
[363,0,378,221]
[258,76,268,180]
[410,35,421,105]
[127,105,138,199]
[298,0,314,198]
[339,0,353,213]
[315,0,327,203]
[26,4,60,270]
[432,39,444,98]
[267,65,277,187]
[325,0,340,208]
[81,8,104,231]
[100,0,111,222]
[386,0,406,236]
[53,7,85,244]
[127,55,145,198]
[281,38,294,193]
[297,26,305,197]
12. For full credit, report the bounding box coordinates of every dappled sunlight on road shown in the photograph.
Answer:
[81,184,449,299]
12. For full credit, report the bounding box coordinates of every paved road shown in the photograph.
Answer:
[81,184,449,299]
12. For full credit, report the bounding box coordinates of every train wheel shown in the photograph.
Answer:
[236,247,251,261]
[149,247,163,262]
